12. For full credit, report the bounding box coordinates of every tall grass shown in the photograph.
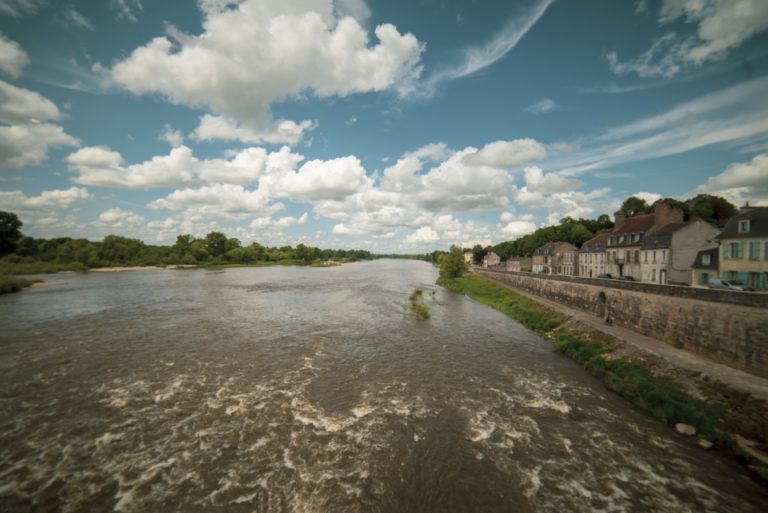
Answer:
[0,275,34,294]
[406,289,430,320]
[437,274,732,443]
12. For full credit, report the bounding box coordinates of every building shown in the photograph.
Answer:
[505,256,532,273]
[691,248,719,288]
[579,232,609,278]
[561,249,579,276]
[606,201,684,280]
[641,218,720,285]
[483,251,501,268]
[533,241,578,274]
[464,251,473,265]
[716,205,768,290]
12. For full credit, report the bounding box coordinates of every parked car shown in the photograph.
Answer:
[708,278,754,291]
[597,273,613,279]
[616,275,635,281]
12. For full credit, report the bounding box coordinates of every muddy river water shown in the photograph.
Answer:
[1,260,767,512]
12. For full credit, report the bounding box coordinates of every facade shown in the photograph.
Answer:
[641,218,720,285]
[579,232,609,278]
[691,248,719,288]
[464,251,473,265]
[606,201,684,280]
[483,251,501,268]
[561,250,579,276]
[533,241,578,275]
[505,257,532,273]
[716,205,768,290]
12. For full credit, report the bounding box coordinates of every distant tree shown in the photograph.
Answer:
[620,196,652,217]
[204,231,228,258]
[440,245,468,278]
[471,244,487,265]
[0,211,22,256]
[688,194,737,227]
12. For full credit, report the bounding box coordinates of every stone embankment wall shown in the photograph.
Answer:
[475,269,768,379]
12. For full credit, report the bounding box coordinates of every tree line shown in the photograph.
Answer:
[0,211,372,273]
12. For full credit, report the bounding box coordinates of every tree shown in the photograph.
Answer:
[620,196,652,217]
[688,194,737,227]
[471,244,487,265]
[204,231,228,258]
[0,211,22,256]
[440,245,468,278]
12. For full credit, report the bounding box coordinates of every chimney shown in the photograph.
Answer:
[653,200,683,229]
[614,210,626,231]
[741,202,753,212]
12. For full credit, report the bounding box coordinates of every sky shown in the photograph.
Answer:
[1,0,767,253]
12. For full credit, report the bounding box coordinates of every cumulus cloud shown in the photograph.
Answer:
[523,166,582,193]
[0,122,78,169]
[497,212,537,239]
[159,124,184,147]
[0,79,61,125]
[633,191,663,205]
[250,212,308,230]
[524,98,557,114]
[465,139,547,168]
[405,226,439,244]
[192,115,316,146]
[108,0,422,144]
[98,207,145,227]
[608,0,768,78]
[0,34,28,78]
[0,186,91,211]
[695,153,768,204]
[149,183,282,219]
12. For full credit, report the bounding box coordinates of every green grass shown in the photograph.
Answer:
[437,274,729,442]
[0,261,88,275]
[405,289,430,320]
[0,275,35,294]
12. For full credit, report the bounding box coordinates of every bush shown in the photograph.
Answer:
[0,275,33,294]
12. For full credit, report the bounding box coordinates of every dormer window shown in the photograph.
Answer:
[702,254,711,265]
[738,220,750,233]
[619,235,625,244]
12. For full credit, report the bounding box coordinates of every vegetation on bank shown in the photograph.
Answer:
[0,210,374,274]
[437,273,768,479]
[0,275,34,294]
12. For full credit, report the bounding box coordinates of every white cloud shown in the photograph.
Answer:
[633,191,663,205]
[0,0,46,19]
[111,0,142,23]
[405,226,439,244]
[109,0,422,144]
[409,0,553,97]
[497,212,537,239]
[149,183,282,218]
[0,122,78,169]
[0,79,61,124]
[523,166,582,193]
[466,139,547,168]
[192,115,316,145]
[609,0,768,78]
[98,207,145,227]
[0,34,28,78]
[159,124,184,147]
[250,212,308,230]
[263,155,370,201]
[60,6,94,31]
[524,98,557,114]
[695,153,768,204]
[0,186,91,211]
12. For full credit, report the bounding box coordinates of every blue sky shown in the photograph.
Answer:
[1,0,767,252]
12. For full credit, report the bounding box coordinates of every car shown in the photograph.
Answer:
[616,275,636,281]
[708,278,754,291]
[596,273,613,279]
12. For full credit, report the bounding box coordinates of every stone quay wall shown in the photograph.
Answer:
[474,269,768,379]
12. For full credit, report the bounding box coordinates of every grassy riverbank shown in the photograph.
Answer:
[0,275,35,294]
[438,274,768,480]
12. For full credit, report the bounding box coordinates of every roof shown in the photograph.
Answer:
[613,213,654,235]
[641,222,687,249]
[717,207,768,239]
[691,248,719,270]
[533,241,578,256]
[579,232,609,252]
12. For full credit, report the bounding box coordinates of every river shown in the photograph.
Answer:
[1,260,766,512]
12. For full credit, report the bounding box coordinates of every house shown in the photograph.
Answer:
[716,204,768,290]
[691,248,719,288]
[533,241,578,274]
[641,217,720,285]
[606,201,683,280]
[579,232,609,277]
[483,251,501,268]
[464,250,473,265]
[505,256,532,272]
[561,249,579,276]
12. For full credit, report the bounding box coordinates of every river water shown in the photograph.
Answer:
[1,260,766,512]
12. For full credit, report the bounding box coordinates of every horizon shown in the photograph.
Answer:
[1,0,767,253]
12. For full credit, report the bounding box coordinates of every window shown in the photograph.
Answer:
[702,254,711,265]
[749,241,761,260]
[644,251,648,263]
[699,272,710,285]
[652,269,656,281]
[724,241,743,259]
[635,250,639,263]
[765,242,768,261]
[662,251,667,263]
[738,220,750,233]
[633,234,640,242]
[652,251,656,263]
[619,235,625,243]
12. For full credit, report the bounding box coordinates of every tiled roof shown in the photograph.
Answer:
[533,241,577,256]
[613,213,654,235]
[642,222,687,249]
[717,207,768,239]
[691,248,718,270]
[580,232,609,252]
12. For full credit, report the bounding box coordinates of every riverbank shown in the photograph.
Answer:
[0,275,35,294]
[438,273,768,482]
